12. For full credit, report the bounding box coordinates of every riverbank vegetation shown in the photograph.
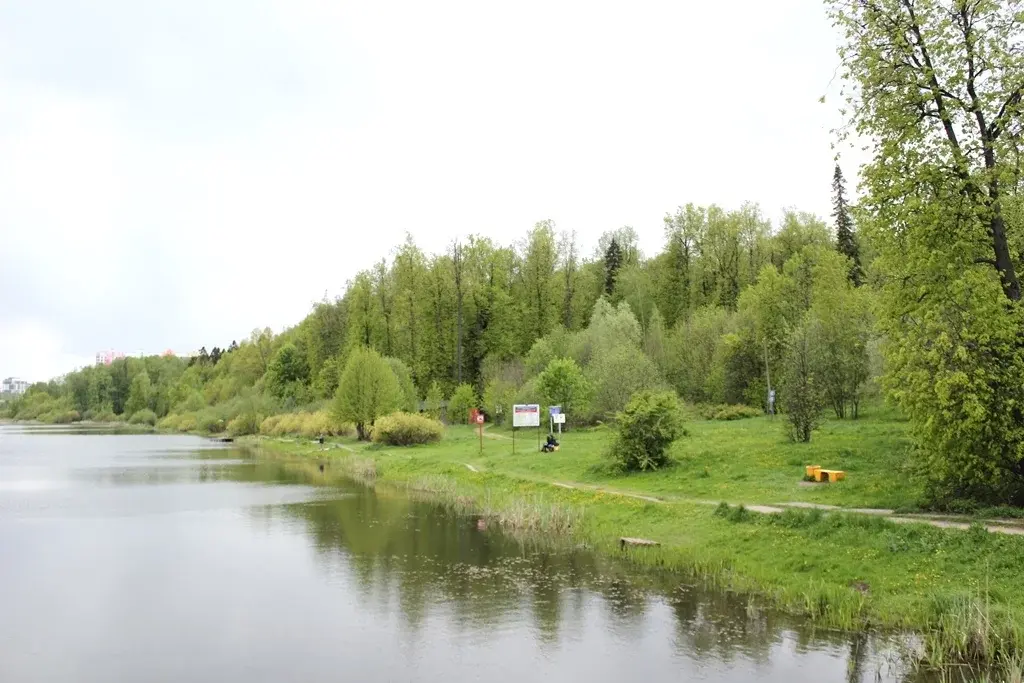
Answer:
[251,427,1024,676]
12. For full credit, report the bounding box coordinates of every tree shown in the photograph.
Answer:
[609,390,684,472]
[313,357,340,399]
[386,357,419,413]
[588,344,663,419]
[536,358,589,426]
[483,378,517,426]
[829,0,1022,301]
[452,241,465,384]
[520,221,559,345]
[332,347,401,440]
[125,371,152,416]
[604,237,622,297]
[424,381,443,420]
[559,230,579,329]
[266,343,308,400]
[808,259,872,419]
[781,320,825,443]
[832,164,862,286]
[830,0,1024,502]
[447,383,478,424]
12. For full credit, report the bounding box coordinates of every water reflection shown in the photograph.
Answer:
[243,459,909,682]
[0,425,923,683]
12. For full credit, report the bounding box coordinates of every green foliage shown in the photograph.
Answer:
[259,411,351,438]
[832,164,861,286]
[386,357,419,413]
[313,357,340,400]
[536,358,589,425]
[667,306,736,403]
[371,411,444,446]
[609,390,685,471]
[266,343,309,400]
[781,320,825,443]
[424,381,443,420]
[830,0,1024,502]
[128,409,157,426]
[447,383,478,425]
[603,237,622,296]
[124,371,152,416]
[226,412,261,436]
[700,404,762,421]
[482,378,517,426]
[333,346,402,440]
[588,344,664,419]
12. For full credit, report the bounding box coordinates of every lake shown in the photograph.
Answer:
[0,424,912,682]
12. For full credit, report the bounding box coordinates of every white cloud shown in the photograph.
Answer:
[0,0,864,382]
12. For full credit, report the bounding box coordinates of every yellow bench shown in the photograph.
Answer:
[805,465,845,482]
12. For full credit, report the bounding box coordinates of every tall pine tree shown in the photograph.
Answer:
[604,237,622,297]
[832,164,862,286]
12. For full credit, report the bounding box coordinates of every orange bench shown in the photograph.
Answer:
[805,465,845,482]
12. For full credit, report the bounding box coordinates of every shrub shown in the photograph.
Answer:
[609,390,685,471]
[425,381,443,420]
[128,409,157,426]
[447,384,478,424]
[700,403,762,421]
[259,414,282,435]
[371,412,444,446]
[93,410,118,423]
[537,358,590,426]
[196,410,225,433]
[49,410,82,424]
[227,413,261,436]
[176,413,198,432]
[157,414,181,430]
[259,411,352,438]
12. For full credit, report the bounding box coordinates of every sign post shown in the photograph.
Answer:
[549,406,561,437]
[512,404,540,454]
[473,410,485,454]
[553,412,565,436]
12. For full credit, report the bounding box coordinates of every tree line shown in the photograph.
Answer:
[7,188,873,446]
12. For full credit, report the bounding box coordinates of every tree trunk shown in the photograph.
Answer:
[988,186,1021,301]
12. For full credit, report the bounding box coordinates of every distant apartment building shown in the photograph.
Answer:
[1,377,29,395]
[95,350,126,366]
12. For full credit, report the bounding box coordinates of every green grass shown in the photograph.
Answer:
[243,408,1024,672]
[366,402,919,511]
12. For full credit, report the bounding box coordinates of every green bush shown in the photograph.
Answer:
[157,414,181,430]
[196,410,225,433]
[49,410,82,424]
[227,413,261,436]
[259,410,351,437]
[371,412,444,446]
[128,409,157,426]
[609,390,685,471]
[447,383,478,424]
[700,403,762,420]
[176,413,198,432]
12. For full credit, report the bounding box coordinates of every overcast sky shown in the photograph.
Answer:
[0,0,858,382]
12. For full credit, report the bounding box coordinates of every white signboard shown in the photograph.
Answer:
[513,404,541,428]
[552,413,566,425]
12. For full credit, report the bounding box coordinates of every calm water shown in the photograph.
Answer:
[0,424,911,682]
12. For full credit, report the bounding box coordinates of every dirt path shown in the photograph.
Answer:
[540,479,1024,536]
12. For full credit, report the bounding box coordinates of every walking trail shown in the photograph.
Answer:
[467,457,1024,536]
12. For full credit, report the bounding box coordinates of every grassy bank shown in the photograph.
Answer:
[245,419,1024,674]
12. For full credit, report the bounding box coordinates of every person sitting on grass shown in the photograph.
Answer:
[542,433,559,452]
